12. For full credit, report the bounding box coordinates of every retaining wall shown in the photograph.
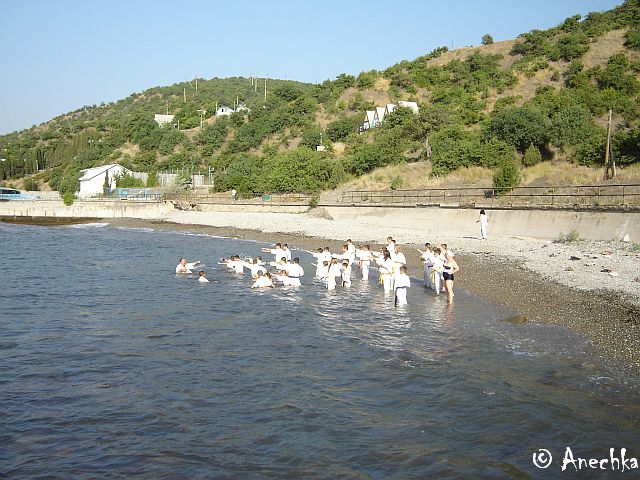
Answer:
[324,206,640,241]
[0,200,172,219]
[1,201,638,241]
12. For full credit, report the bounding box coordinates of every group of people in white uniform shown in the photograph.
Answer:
[306,237,413,305]
[175,235,461,306]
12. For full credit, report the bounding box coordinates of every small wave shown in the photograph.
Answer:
[169,230,228,239]
[68,222,110,229]
[115,226,155,233]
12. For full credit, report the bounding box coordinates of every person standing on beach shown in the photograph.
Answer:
[477,209,488,240]
[231,188,237,201]
[442,253,460,305]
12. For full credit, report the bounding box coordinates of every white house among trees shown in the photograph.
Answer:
[78,164,132,198]
[361,110,377,131]
[154,114,175,126]
[216,106,235,116]
[361,101,419,131]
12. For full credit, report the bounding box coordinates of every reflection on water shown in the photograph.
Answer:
[0,222,638,479]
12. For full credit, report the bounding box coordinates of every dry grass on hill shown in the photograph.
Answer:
[427,40,518,69]
[335,161,640,194]
[583,29,627,68]
[338,87,393,108]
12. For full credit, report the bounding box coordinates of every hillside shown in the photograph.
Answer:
[1,0,639,197]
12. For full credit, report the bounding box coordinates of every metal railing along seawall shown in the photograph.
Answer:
[338,184,640,210]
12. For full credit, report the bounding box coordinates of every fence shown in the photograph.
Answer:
[339,184,640,210]
[163,191,314,206]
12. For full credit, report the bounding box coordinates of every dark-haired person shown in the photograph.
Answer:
[286,257,304,287]
[394,266,411,306]
[476,209,489,240]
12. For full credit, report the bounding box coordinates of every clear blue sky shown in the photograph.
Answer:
[0,0,623,135]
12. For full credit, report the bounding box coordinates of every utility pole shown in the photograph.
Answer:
[195,75,198,92]
[183,87,186,103]
[264,77,267,101]
[603,109,616,180]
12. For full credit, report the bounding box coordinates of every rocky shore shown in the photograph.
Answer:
[105,213,640,376]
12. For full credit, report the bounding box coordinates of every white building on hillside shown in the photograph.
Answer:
[235,102,251,113]
[360,101,420,131]
[374,106,387,126]
[398,100,420,114]
[361,110,377,131]
[78,164,132,198]
[154,114,175,126]
[384,103,396,116]
[216,105,235,116]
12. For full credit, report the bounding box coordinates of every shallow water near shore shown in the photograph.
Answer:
[1,222,639,478]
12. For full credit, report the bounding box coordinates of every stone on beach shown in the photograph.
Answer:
[500,315,528,324]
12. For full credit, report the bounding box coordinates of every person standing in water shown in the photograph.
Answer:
[176,258,200,274]
[442,252,460,305]
[286,257,304,287]
[393,266,411,306]
[476,209,489,240]
[326,258,342,290]
[377,250,395,294]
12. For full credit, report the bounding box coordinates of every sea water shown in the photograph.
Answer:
[1,222,638,478]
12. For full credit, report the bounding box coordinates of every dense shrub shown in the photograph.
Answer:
[326,117,356,142]
[492,160,520,195]
[522,144,542,166]
[550,105,596,148]
[624,29,640,50]
[485,105,551,152]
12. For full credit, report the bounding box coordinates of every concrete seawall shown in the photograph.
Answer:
[0,200,173,219]
[0,200,638,241]
[324,206,640,241]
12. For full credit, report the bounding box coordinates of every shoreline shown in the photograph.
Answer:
[108,217,640,376]
[3,214,639,376]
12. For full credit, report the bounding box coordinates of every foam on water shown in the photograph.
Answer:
[67,222,110,229]
[115,226,155,233]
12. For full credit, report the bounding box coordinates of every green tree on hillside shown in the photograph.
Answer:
[493,160,520,195]
[485,105,551,152]
[481,34,494,45]
[522,144,542,166]
[326,117,356,142]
